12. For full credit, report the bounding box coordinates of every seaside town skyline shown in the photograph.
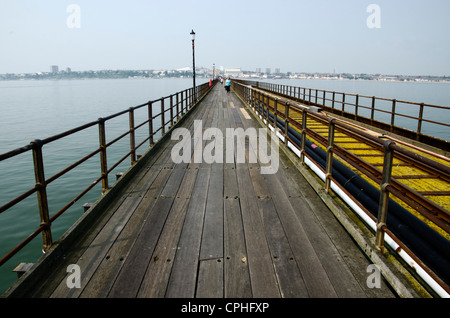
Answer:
[2,65,449,83]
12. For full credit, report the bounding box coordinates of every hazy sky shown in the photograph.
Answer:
[1,0,449,75]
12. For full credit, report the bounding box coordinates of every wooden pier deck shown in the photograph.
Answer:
[5,84,397,298]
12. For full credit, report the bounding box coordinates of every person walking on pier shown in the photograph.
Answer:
[225,77,231,93]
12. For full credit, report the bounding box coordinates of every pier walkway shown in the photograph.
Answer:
[4,84,400,298]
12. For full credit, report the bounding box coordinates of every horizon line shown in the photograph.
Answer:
[1,68,449,79]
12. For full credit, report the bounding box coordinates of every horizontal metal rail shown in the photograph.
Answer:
[232,80,450,296]
[242,80,450,152]
[0,80,216,267]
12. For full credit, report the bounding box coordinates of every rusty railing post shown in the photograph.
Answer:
[187,89,191,110]
[161,98,165,135]
[264,94,269,126]
[284,102,290,144]
[176,93,180,122]
[355,94,359,120]
[170,94,174,128]
[182,90,186,115]
[417,103,424,138]
[300,109,308,165]
[325,119,336,193]
[273,99,278,131]
[258,92,263,122]
[185,89,188,113]
[98,118,109,193]
[332,91,336,109]
[371,96,376,123]
[342,93,346,113]
[31,139,53,251]
[148,102,154,146]
[129,107,136,165]
[375,140,395,250]
[390,99,396,132]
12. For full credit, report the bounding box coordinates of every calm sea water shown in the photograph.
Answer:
[0,77,448,294]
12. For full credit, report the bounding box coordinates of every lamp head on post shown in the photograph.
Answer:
[190,29,195,41]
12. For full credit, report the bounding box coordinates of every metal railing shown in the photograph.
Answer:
[0,80,216,267]
[246,81,450,152]
[232,80,450,297]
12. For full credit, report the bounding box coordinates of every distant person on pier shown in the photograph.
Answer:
[225,77,231,93]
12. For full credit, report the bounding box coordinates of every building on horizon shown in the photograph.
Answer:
[50,65,59,73]
[225,68,242,78]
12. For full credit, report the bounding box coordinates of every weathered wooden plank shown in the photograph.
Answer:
[227,93,280,297]
[238,100,309,297]
[264,171,337,298]
[50,195,145,298]
[133,105,212,297]
[79,164,180,298]
[257,196,309,297]
[196,258,224,298]
[223,166,239,198]
[165,167,210,298]
[232,107,242,124]
[234,96,313,297]
[248,166,270,199]
[231,91,335,297]
[200,164,224,260]
[238,114,309,297]
[106,196,175,298]
[224,197,252,298]
[127,144,175,197]
[160,165,188,198]
[222,94,253,298]
[275,161,365,297]
[235,163,280,298]
[136,166,199,297]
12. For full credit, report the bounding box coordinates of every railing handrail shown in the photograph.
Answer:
[0,80,216,267]
[254,80,448,109]
[240,80,450,151]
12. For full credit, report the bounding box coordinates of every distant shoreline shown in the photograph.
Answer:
[1,69,449,84]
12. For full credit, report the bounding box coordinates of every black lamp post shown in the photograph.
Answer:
[190,29,196,101]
